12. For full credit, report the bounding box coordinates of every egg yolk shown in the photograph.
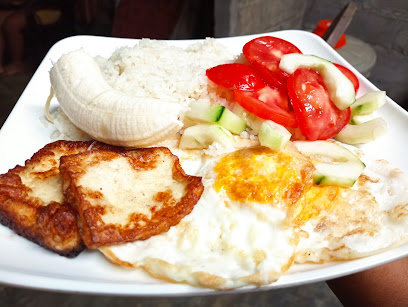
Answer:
[214,148,304,206]
[290,185,342,226]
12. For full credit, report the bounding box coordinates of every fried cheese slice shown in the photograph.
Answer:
[0,140,110,257]
[59,147,203,249]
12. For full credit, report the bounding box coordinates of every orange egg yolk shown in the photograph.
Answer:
[213,148,303,206]
[290,185,342,226]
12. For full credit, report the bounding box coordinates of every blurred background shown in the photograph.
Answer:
[0,0,407,306]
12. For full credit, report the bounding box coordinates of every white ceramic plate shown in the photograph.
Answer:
[0,30,407,296]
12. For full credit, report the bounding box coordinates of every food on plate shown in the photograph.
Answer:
[293,140,366,187]
[60,146,203,249]
[101,143,314,289]
[179,123,235,150]
[334,117,388,145]
[333,91,388,144]
[49,49,185,147]
[47,36,385,146]
[286,67,351,140]
[258,120,292,151]
[48,39,236,147]
[205,37,386,145]
[350,91,386,116]
[100,140,408,289]
[233,85,296,128]
[0,140,204,255]
[41,36,405,289]
[279,54,356,110]
[1,35,406,291]
[205,63,266,91]
[333,63,359,93]
[0,140,112,257]
[184,100,248,135]
[294,157,408,263]
[242,36,302,91]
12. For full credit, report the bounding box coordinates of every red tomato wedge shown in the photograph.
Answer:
[243,36,302,90]
[287,68,351,141]
[249,61,290,91]
[206,63,266,91]
[334,63,359,93]
[233,85,297,128]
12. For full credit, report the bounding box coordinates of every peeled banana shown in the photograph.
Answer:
[49,49,185,147]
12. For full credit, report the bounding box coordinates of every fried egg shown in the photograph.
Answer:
[100,143,314,289]
[100,139,408,289]
[294,158,408,263]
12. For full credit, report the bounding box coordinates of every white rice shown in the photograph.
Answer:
[95,38,237,108]
[50,108,92,141]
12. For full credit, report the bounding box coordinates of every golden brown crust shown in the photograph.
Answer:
[0,140,112,257]
[389,204,408,221]
[100,247,136,268]
[60,147,204,249]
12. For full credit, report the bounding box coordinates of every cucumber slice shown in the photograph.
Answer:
[279,54,355,110]
[258,121,291,151]
[185,101,224,123]
[351,91,386,116]
[179,124,235,149]
[217,108,247,134]
[293,140,365,187]
[334,118,387,145]
[294,140,363,163]
[313,161,365,187]
[186,101,247,134]
[350,114,374,125]
[231,103,264,133]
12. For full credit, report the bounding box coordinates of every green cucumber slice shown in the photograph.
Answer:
[186,101,247,134]
[334,118,387,144]
[293,140,365,187]
[313,161,365,187]
[279,54,355,110]
[350,114,374,125]
[231,103,264,133]
[350,91,386,116]
[258,121,291,151]
[293,140,362,163]
[179,124,235,149]
[217,108,247,134]
[185,101,224,123]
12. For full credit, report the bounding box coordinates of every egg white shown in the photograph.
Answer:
[295,155,408,263]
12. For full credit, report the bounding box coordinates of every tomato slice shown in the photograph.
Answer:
[334,63,359,93]
[233,85,297,128]
[243,36,302,90]
[249,61,290,91]
[206,63,265,91]
[287,68,351,140]
[243,36,302,71]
